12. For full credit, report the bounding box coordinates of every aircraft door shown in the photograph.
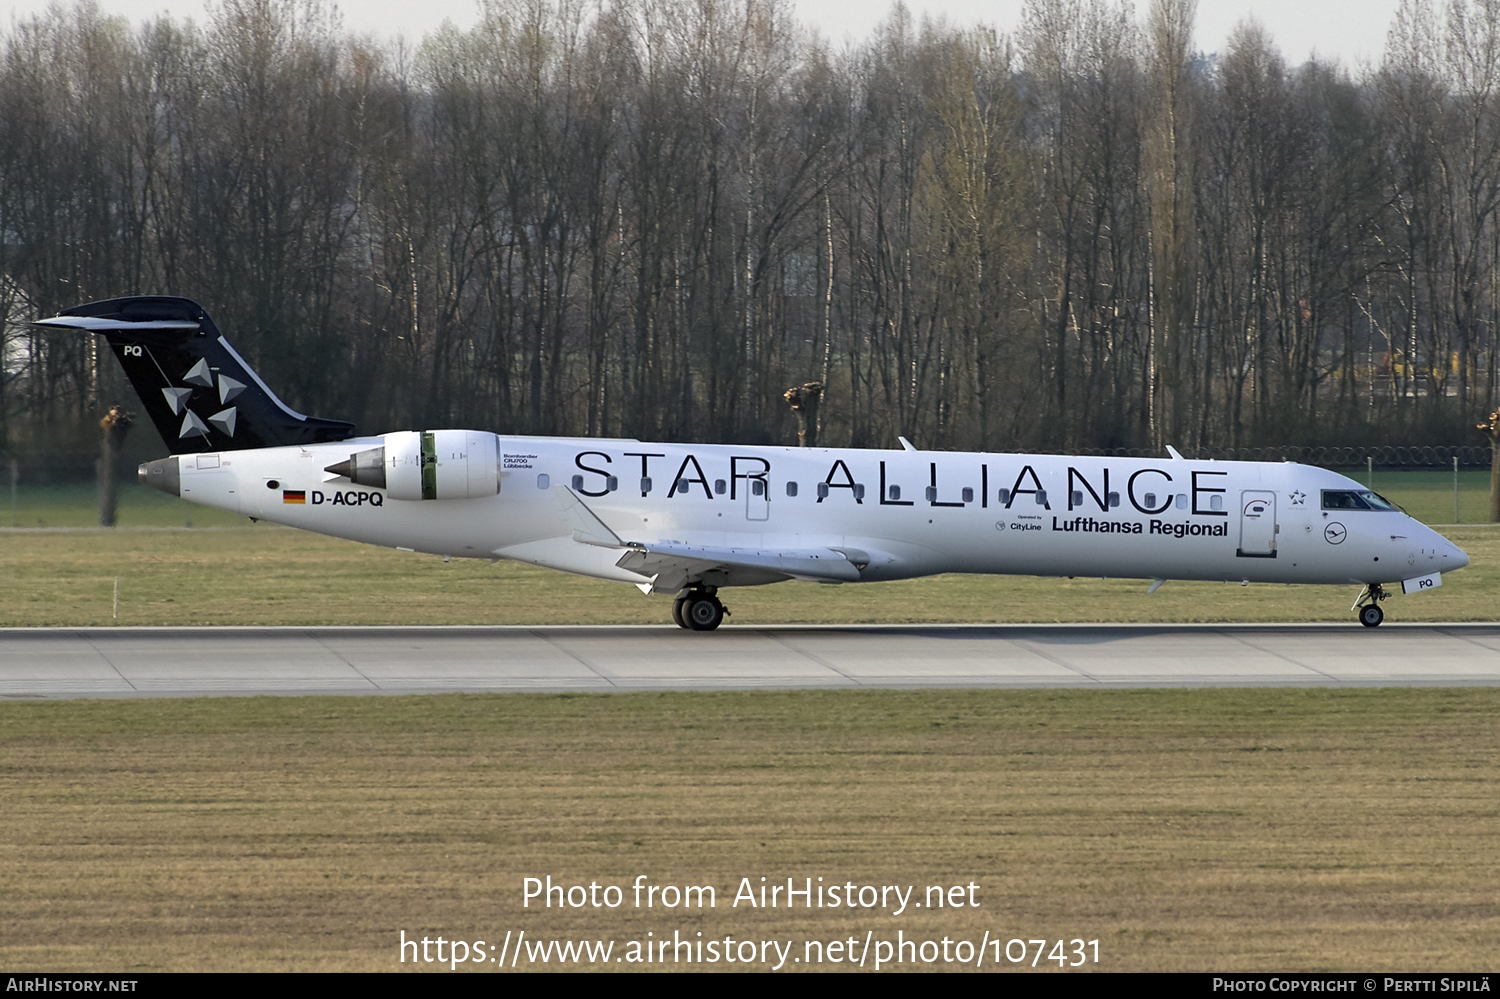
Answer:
[1237,490,1277,558]
[746,477,770,521]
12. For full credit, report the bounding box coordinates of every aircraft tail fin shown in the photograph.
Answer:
[34,296,355,453]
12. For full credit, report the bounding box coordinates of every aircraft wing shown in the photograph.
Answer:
[614,542,861,583]
[554,483,627,547]
[552,484,863,590]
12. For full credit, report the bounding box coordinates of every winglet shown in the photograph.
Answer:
[553,485,626,548]
[1165,445,1185,460]
[898,436,918,452]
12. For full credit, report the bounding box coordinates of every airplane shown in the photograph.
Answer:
[38,295,1470,630]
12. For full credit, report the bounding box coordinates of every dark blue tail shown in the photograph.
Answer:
[39,296,355,453]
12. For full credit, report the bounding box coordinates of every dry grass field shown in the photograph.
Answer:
[1,522,1496,627]
[1,688,1496,972]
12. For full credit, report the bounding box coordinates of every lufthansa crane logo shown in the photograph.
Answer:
[1324,522,1348,544]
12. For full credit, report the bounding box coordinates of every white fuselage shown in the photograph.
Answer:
[170,434,1469,593]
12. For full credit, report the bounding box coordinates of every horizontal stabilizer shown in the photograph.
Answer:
[36,316,202,333]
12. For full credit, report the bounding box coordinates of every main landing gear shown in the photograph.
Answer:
[1352,583,1388,627]
[672,587,730,631]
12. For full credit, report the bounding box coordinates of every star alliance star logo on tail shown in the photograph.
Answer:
[157,356,241,439]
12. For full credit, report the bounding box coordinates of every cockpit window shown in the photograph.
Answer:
[1321,489,1399,511]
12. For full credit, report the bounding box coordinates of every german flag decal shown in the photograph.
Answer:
[282,490,306,504]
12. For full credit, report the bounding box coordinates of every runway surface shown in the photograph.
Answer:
[3,623,1500,698]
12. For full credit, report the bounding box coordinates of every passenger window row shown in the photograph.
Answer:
[535,474,1223,512]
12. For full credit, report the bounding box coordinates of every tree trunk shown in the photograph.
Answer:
[1479,410,1500,522]
[1491,445,1500,524]
[98,405,133,528]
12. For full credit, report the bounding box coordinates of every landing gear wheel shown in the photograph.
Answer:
[671,596,688,629]
[684,595,725,631]
[1352,582,1388,627]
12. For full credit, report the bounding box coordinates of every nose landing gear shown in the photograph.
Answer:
[672,586,730,631]
[1352,583,1388,627]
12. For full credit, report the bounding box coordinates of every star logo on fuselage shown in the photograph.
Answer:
[1289,490,1306,506]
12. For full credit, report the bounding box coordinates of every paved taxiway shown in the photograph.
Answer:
[2,623,1499,698]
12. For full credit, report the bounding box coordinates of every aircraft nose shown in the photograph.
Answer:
[1422,523,1469,571]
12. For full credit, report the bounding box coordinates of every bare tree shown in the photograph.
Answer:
[1141,0,1196,450]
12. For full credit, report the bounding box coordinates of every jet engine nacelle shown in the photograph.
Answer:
[326,430,499,500]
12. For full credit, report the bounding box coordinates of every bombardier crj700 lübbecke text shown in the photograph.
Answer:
[40,296,1469,629]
